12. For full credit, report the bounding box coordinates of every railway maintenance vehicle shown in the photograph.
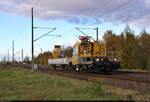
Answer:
[48,36,120,73]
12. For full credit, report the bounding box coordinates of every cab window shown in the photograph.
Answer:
[73,46,78,56]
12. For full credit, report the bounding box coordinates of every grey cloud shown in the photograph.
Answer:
[0,0,149,28]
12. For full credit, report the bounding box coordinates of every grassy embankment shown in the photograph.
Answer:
[0,64,148,100]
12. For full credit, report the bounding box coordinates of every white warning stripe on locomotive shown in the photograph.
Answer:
[48,58,72,65]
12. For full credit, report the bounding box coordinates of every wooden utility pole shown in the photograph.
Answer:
[31,7,34,72]
[96,27,98,43]
[12,40,14,63]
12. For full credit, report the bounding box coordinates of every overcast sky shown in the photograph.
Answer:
[0,0,150,61]
[1,0,150,28]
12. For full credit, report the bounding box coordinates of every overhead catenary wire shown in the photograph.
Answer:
[15,2,29,42]
[34,28,57,42]
[34,0,41,7]
[95,0,134,39]
[75,28,96,42]
[104,0,145,35]
[82,0,111,15]
[111,1,145,22]
[34,27,56,29]
[34,35,62,53]
[96,0,134,18]
[14,18,28,41]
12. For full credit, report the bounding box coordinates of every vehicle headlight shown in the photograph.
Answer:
[96,58,99,62]
[113,58,117,61]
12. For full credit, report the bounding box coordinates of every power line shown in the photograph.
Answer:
[12,6,29,62]
[97,0,134,18]
[112,1,145,21]
[15,6,29,42]
[84,0,111,14]
[87,0,134,20]
[34,0,41,7]
[91,0,134,33]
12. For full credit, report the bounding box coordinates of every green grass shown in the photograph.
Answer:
[0,66,120,100]
[0,64,148,101]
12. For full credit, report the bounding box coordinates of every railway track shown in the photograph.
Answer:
[13,64,150,84]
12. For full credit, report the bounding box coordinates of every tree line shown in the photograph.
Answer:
[103,25,150,70]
